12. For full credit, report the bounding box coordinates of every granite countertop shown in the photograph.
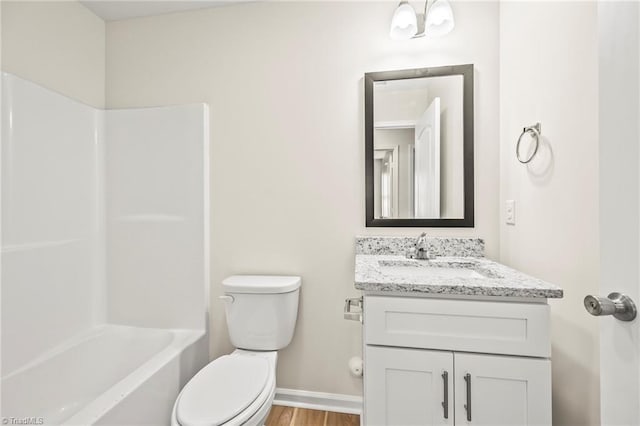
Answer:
[355,254,564,299]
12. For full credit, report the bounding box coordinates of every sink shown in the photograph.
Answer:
[379,266,486,279]
[377,259,492,279]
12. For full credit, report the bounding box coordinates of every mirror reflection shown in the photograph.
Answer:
[373,75,464,219]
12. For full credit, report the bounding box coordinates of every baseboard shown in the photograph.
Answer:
[273,387,363,415]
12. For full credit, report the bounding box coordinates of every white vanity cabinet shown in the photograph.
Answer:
[365,346,454,425]
[362,295,553,426]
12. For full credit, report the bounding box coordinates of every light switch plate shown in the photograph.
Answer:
[506,200,515,225]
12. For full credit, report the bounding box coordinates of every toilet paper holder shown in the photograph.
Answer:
[344,297,363,322]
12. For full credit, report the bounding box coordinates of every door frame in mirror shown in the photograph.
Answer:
[365,64,474,227]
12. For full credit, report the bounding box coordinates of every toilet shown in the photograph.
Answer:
[171,275,301,426]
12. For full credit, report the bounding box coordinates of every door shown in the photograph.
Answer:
[454,353,551,426]
[364,346,453,426]
[374,147,399,218]
[598,2,640,425]
[414,97,441,218]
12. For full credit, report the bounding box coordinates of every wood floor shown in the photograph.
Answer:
[265,405,360,426]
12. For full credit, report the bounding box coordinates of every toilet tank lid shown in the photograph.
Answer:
[222,275,301,294]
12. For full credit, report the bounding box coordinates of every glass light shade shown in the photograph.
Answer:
[389,2,418,40]
[425,0,455,37]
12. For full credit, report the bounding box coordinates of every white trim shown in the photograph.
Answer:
[273,388,362,415]
[374,120,416,129]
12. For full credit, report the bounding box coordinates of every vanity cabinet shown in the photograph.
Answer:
[362,295,553,426]
[365,346,453,425]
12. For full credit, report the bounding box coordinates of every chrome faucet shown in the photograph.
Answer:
[406,232,432,260]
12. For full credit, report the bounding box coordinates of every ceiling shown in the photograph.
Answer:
[80,0,254,22]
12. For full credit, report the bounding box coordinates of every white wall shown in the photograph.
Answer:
[1,0,106,375]
[1,77,211,378]
[499,2,600,425]
[106,1,500,395]
[1,1,210,374]
[1,73,104,374]
[106,105,209,331]
[1,1,105,108]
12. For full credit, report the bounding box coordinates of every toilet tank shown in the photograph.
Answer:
[221,275,301,351]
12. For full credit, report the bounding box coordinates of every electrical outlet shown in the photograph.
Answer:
[505,200,515,225]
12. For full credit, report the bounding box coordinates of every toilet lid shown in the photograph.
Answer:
[176,355,270,426]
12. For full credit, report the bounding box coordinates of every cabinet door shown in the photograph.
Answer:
[365,345,453,426]
[454,353,551,426]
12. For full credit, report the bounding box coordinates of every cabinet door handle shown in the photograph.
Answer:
[464,373,472,421]
[441,371,449,419]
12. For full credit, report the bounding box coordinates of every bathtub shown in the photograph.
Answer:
[1,324,207,425]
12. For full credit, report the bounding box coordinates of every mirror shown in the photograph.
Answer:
[365,64,474,227]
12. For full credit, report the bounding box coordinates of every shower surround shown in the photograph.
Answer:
[1,73,210,425]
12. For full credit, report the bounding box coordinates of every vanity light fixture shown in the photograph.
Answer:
[389,0,455,40]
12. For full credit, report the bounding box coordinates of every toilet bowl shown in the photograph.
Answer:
[171,350,277,426]
[171,275,301,426]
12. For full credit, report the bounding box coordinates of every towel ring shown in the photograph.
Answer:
[516,123,541,164]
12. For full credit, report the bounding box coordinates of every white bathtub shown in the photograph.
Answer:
[1,324,207,425]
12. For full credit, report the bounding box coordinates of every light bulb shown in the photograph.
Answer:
[390,2,418,40]
[425,0,455,37]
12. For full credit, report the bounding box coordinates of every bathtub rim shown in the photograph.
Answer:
[60,326,205,425]
[2,324,176,381]
[0,324,205,425]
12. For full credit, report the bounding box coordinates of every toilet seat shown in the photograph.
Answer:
[174,352,276,426]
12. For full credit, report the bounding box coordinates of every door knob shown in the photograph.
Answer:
[584,292,637,321]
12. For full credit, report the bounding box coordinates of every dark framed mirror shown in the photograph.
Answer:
[365,64,474,227]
